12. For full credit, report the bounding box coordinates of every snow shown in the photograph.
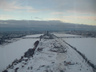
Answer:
[0,37,39,71]
[53,33,83,38]
[53,33,81,37]
[0,33,95,72]
[53,33,96,65]
[25,34,43,37]
[63,38,96,65]
[6,38,93,72]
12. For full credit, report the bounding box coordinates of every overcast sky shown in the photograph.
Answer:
[0,0,96,25]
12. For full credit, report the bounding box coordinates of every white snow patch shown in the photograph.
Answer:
[64,38,96,65]
[7,38,93,72]
[0,38,39,71]
[53,33,82,37]
[25,34,43,37]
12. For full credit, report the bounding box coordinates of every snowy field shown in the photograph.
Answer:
[25,34,43,37]
[54,33,96,65]
[0,34,40,71]
[6,37,93,72]
[0,33,96,72]
[53,33,82,37]
[63,38,96,65]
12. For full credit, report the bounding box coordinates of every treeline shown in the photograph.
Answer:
[65,30,96,37]
[0,32,25,44]
[0,31,43,45]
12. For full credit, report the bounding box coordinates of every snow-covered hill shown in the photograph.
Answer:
[2,33,94,72]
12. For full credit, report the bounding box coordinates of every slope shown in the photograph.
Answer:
[3,34,94,72]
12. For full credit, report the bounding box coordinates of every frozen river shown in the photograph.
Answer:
[54,33,96,65]
[0,34,41,71]
[64,38,96,65]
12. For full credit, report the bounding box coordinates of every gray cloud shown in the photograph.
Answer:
[0,20,96,31]
[35,17,42,19]
[0,0,95,14]
[0,0,39,12]
[53,0,96,14]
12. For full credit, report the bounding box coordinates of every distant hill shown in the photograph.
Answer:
[0,20,96,31]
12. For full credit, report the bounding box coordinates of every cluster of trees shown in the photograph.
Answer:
[0,31,27,45]
[0,31,45,45]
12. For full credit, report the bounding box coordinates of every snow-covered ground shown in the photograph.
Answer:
[25,34,43,37]
[0,33,95,72]
[0,38,39,71]
[53,33,82,37]
[53,33,96,65]
[63,38,96,65]
[6,38,93,72]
